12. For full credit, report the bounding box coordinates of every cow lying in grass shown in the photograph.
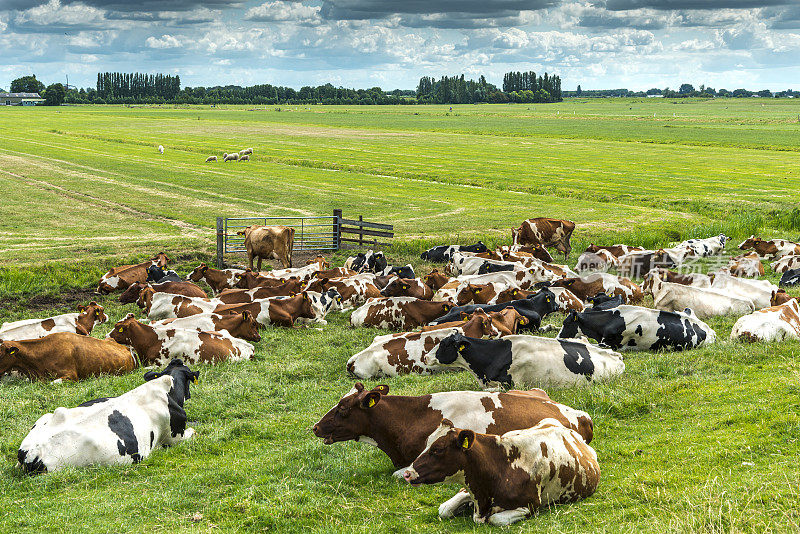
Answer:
[97,252,170,294]
[403,418,600,526]
[119,280,207,304]
[312,383,594,476]
[187,263,245,294]
[150,311,261,342]
[731,299,800,342]
[0,302,107,341]
[558,304,716,351]
[427,333,624,388]
[18,359,198,474]
[350,298,454,330]
[648,275,755,319]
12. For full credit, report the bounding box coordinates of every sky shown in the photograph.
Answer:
[1,0,799,91]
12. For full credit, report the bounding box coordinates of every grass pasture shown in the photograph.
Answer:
[0,100,799,532]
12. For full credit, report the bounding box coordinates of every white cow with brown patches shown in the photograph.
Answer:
[403,418,600,526]
[144,293,224,320]
[0,303,108,341]
[731,299,800,342]
[350,297,455,330]
[710,273,777,310]
[649,276,755,319]
[771,255,800,273]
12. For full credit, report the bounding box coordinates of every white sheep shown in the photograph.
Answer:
[224,153,239,162]
[239,154,249,161]
[205,156,218,162]
[158,145,164,155]
[239,148,253,156]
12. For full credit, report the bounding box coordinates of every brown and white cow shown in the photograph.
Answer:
[234,269,301,289]
[312,383,594,474]
[511,218,575,260]
[403,418,599,526]
[237,225,295,269]
[138,289,222,319]
[575,249,619,272]
[213,291,338,327]
[0,302,108,341]
[494,287,584,312]
[0,333,135,381]
[500,244,554,263]
[548,273,642,303]
[305,277,381,311]
[215,279,305,304]
[97,252,171,294]
[422,269,452,291]
[454,282,507,306]
[739,236,800,260]
[119,281,207,304]
[108,314,254,366]
[771,255,800,273]
[584,243,644,258]
[151,311,261,342]
[731,298,800,342]
[380,278,434,300]
[187,263,245,294]
[350,298,455,330]
[727,251,764,278]
[346,312,502,378]
[642,268,712,293]
[420,308,524,337]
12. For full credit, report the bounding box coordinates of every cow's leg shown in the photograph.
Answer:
[439,489,474,519]
[391,466,410,479]
[248,253,255,271]
[256,255,263,272]
[488,507,529,526]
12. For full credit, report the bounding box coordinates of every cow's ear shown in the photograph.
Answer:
[77,305,87,312]
[191,371,200,384]
[143,370,162,381]
[7,346,18,356]
[457,430,475,450]
[460,312,469,320]
[372,384,389,395]
[242,311,253,321]
[361,391,381,409]
[441,418,454,429]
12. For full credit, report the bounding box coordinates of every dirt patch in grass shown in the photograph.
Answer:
[0,287,99,313]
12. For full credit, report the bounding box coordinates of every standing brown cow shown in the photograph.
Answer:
[237,225,295,270]
[511,218,575,260]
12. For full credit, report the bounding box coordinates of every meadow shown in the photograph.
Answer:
[0,99,798,532]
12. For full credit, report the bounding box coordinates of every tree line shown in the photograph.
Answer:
[566,83,797,99]
[416,71,562,104]
[96,72,182,101]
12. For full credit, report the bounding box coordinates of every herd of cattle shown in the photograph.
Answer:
[3,216,799,526]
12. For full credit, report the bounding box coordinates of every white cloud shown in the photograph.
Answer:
[245,1,321,23]
[14,0,108,29]
[146,34,182,49]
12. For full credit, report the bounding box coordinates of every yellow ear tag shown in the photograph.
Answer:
[193,377,198,384]
[457,345,465,352]
[462,437,470,449]
[474,288,481,293]
[368,398,376,408]
[117,327,123,332]
[513,290,518,295]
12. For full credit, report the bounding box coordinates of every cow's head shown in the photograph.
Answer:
[456,284,484,306]
[558,310,581,339]
[529,287,560,316]
[404,419,472,486]
[422,269,449,291]
[473,241,489,253]
[187,263,208,282]
[428,332,470,367]
[381,278,412,297]
[738,235,758,250]
[236,226,255,239]
[136,286,156,311]
[152,252,171,268]
[144,358,200,404]
[235,269,260,289]
[234,311,261,342]
[77,301,108,325]
[0,341,22,376]
[120,281,148,305]
[312,383,390,444]
[107,313,139,345]
[462,309,502,337]
[306,255,330,270]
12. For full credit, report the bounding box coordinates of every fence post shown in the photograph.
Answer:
[216,217,225,268]
[333,209,342,250]
[358,215,363,246]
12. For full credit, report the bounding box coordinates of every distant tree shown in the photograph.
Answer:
[43,83,65,106]
[576,84,582,96]
[732,88,750,97]
[10,75,46,94]
[678,83,695,94]
[757,89,773,98]
[717,88,731,97]
[646,88,662,95]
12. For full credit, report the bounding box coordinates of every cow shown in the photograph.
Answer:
[731,299,800,342]
[234,269,302,289]
[727,252,764,278]
[546,273,642,303]
[511,218,575,260]
[771,255,800,274]
[648,276,755,319]
[677,234,729,257]
[380,278,434,300]
[312,383,595,475]
[739,236,800,260]
[97,252,171,294]
[305,277,381,311]
[237,225,295,270]
[500,244,554,263]
[215,279,305,304]
[434,268,556,302]
[187,263,245,294]
[495,287,584,312]
[454,282,508,306]
[710,273,776,309]
[313,267,356,280]
[428,333,625,388]
[346,313,501,378]
[558,305,716,351]
[771,289,797,306]
[403,418,599,526]
[584,243,644,258]
[142,292,223,320]
[0,302,107,341]
[345,250,388,273]
[151,311,261,342]
[213,291,340,327]
[350,298,454,330]
[108,314,254,366]
[448,253,518,277]
[120,281,207,305]
[145,265,181,283]
[0,333,136,381]
[618,249,676,278]
[429,290,560,329]
[380,264,416,280]
[422,269,451,291]
[421,308,526,337]
[575,250,618,272]
[17,359,199,474]
[642,268,712,291]
[421,242,489,262]
[780,269,800,287]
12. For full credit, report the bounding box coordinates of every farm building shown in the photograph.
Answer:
[0,92,44,105]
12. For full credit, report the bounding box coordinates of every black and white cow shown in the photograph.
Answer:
[346,250,388,273]
[477,263,516,275]
[780,268,800,287]
[146,265,182,284]
[17,359,198,474]
[677,234,729,257]
[426,333,624,388]
[380,264,415,280]
[420,242,489,262]
[558,304,716,351]
[428,289,561,331]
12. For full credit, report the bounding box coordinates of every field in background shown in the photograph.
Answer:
[1,100,799,532]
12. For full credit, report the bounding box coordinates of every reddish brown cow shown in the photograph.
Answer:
[0,333,135,381]
[235,269,301,289]
[511,218,575,260]
[772,289,797,306]
[187,263,243,294]
[739,236,800,259]
[455,283,502,306]
[350,298,455,330]
[422,269,452,291]
[212,293,319,327]
[216,279,305,304]
[380,278,434,300]
[237,225,295,269]
[585,243,644,258]
[97,252,170,294]
[312,383,594,471]
[119,280,207,304]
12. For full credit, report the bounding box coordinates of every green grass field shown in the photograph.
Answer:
[1,100,799,532]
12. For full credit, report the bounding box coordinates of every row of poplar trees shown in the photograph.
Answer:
[96,72,182,101]
[417,71,562,104]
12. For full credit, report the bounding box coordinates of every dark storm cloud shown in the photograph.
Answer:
[764,6,800,28]
[596,0,789,10]
[319,0,559,20]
